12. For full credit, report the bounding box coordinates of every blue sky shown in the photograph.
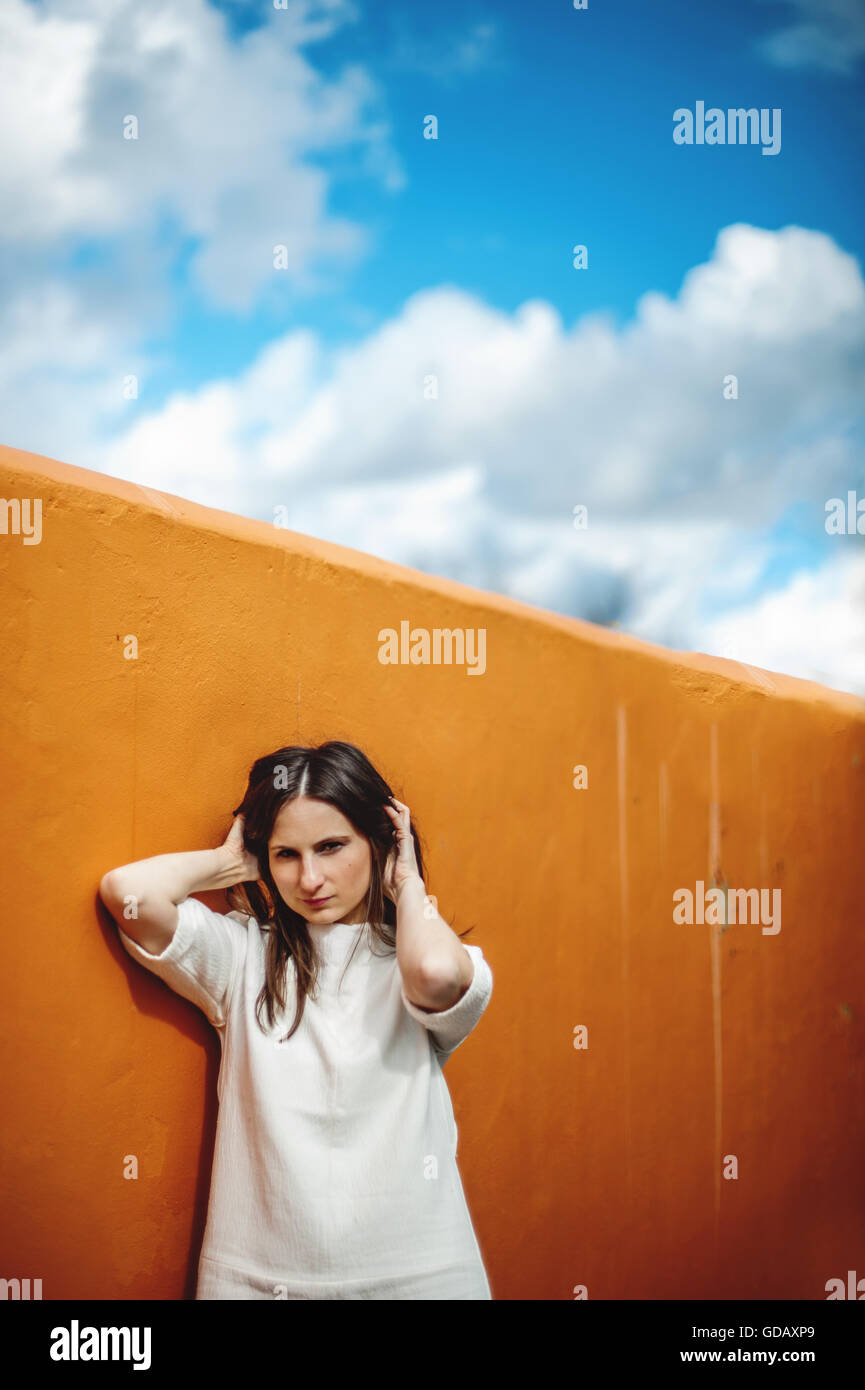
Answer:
[2,0,864,691]
[146,0,865,384]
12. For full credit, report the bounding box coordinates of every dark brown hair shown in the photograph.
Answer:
[225,740,472,1043]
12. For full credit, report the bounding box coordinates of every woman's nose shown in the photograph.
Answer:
[299,857,324,891]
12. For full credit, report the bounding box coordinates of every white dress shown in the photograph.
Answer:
[117,896,494,1299]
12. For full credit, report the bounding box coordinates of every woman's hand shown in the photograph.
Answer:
[383,798,423,904]
[219,813,261,885]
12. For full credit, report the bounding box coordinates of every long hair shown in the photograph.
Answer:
[225,740,472,1043]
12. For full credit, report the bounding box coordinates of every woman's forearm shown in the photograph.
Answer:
[101,847,239,907]
[395,874,471,1000]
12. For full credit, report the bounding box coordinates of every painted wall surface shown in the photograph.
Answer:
[1,441,864,1301]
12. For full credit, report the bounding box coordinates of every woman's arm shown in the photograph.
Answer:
[384,799,474,1013]
[394,873,475,1013]
[100,817,257,956]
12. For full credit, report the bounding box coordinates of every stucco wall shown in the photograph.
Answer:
[1,440,863,1300]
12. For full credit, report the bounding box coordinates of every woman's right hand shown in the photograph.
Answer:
[220,813,261,884]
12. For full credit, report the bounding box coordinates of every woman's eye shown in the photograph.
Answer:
[275,844,342,857]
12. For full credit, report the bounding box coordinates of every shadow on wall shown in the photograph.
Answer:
[94,891,222,1302]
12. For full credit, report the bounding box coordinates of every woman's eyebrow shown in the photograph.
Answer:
[270,836,351,850]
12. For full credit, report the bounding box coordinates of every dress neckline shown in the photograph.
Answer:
[308,919,369,932]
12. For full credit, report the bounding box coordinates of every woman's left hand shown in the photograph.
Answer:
[383,798,423,903]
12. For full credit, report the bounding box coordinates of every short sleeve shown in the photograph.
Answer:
[116,896,248,1029]
[400,943,492,1065]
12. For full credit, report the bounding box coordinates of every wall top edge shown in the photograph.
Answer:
[3,442,864,720]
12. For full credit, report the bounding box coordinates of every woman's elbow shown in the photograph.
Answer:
[415,955,470,1012]
[99,869,127,913]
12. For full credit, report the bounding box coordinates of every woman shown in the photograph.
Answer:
[99,740,494,1300]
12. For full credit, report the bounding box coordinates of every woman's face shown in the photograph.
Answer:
[267,796,372,925]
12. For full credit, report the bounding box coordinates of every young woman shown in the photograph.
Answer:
[99,740,493,1300]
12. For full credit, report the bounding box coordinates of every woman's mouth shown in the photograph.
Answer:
[304,896,332,908]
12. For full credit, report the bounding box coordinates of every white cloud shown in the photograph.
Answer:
[6,210,864,695]
[384,18,503,81]
[0,0,403,461]
[0,0,401,309]
[704,551,865,695]
[755,0,865,75]
[100,222,865,519]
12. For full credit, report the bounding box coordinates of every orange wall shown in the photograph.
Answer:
[2,440,864,1301]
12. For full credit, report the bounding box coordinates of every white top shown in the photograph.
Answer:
[117,896,494,1300]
